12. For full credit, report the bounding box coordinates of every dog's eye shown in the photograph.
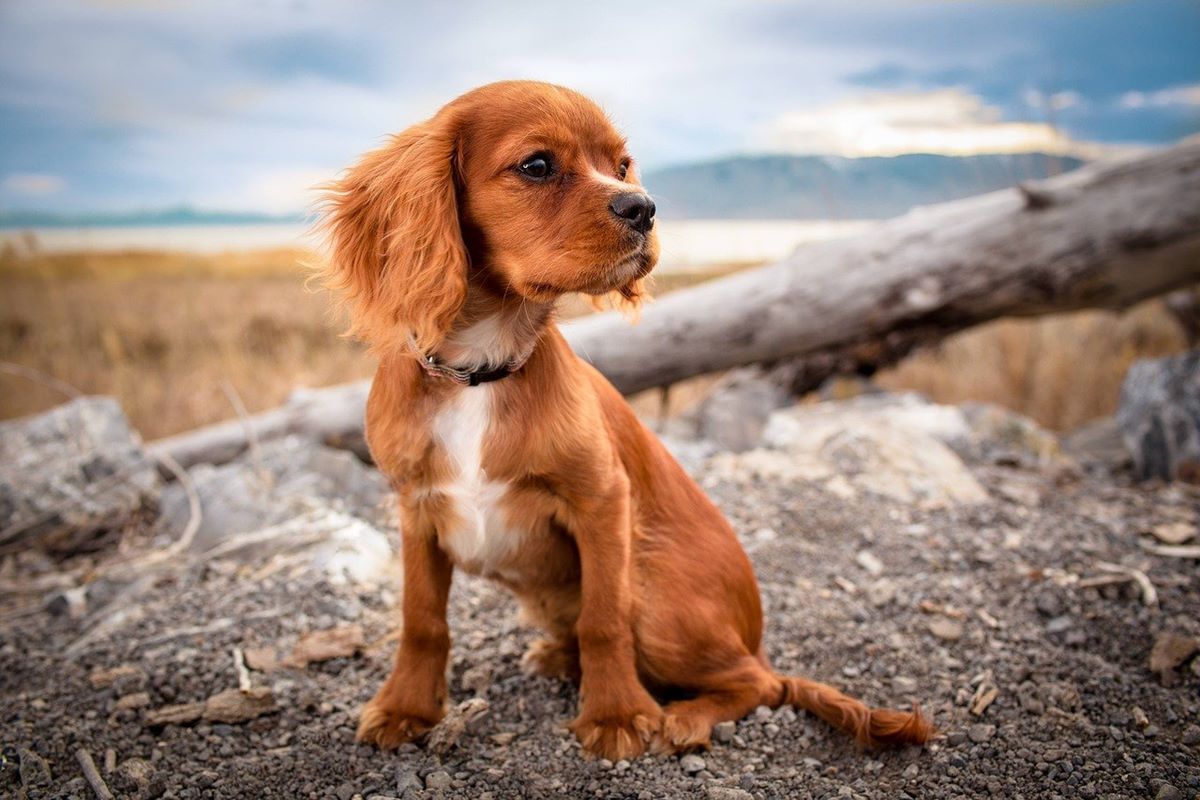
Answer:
[617,160,630,181]
[518,154,554,180]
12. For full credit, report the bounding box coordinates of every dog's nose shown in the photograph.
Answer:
[608,192,656,234]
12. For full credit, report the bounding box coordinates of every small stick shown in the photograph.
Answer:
[0,360,82,399]
[220,379,270,486]
[75,748,115,800]
[1095,562,1158,608]
[233,646,252,692]
[1140,542,1200,559]
[103,747,116,774]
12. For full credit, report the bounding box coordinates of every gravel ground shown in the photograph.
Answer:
[3,451,1199,799]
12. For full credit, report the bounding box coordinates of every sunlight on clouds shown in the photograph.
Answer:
[2,173,66,195]
[1121,83,1200,109]
[762,88,1085,157]
[223,168,335,214]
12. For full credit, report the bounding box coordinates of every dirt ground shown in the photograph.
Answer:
[2,449,1199,799]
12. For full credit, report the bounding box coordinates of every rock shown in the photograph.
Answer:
[706,787,754,800]
[0,397,159,543]
[865,578,897,607]
[680,754,707,774]
[202,687,277,723]
[89,664,146,691]
[855,550,884,576]
[115,691,151,710]
[1045,615,1074,634]
[1062,416,1132,471]
[1151,521,1196,544]
[967,723,996,743]
[929,617,964,641]
[1155,784,1183,800]
[461,662,492,695]
[424,770,452,793]
[713,720,736,744]
[1177,724,1200,747]
[960,402,1067,467]
[111,757,163,800]
[687,366,793,452]
[143,702,205,726]
[717,395,988,508]
[945,731,966,747]
[428,697,490,755]
[243,647,278,672]
[1149,632,1199,681]
[1117,352,1200,481]
[158,434,390,553]
[286,625,365,667]
[17,747,51,786]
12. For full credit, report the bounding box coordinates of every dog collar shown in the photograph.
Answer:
[419,354,520,386]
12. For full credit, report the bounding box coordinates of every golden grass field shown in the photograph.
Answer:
[0,243,1190,440]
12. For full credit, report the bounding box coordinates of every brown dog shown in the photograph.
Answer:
[319,80,932,760]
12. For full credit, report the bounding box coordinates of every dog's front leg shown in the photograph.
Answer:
[357,512,452,749]
[568,474,663,760]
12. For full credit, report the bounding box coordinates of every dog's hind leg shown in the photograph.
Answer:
[657,657,775,753]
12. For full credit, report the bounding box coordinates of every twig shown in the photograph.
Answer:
[1077,574,1133,590]
[1139,541,1200,559]
[75,747,114,800]
[233,646,252,692]
[220,379,270,486]
[0,360,82,399]
[1095,562,1158,608]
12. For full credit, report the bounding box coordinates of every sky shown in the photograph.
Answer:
[1,0,1197,215]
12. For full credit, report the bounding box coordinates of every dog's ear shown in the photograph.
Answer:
[318,115,468,356]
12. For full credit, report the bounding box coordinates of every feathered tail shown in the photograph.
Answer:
[777,674,933,747]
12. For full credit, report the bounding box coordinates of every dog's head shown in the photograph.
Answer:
[320,80,659,355]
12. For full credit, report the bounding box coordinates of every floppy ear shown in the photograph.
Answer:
[318,117,468,356]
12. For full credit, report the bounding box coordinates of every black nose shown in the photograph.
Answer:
[608,192,656,234]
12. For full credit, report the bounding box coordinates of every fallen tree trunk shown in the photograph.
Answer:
[569,137,1200,394]
[152,138,1200,468]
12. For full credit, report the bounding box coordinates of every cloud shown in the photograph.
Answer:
[2,173,66,195]
[1120,83,1200,109]
[759,88,1096,157]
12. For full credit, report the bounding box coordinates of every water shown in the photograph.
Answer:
[1,218,875,272]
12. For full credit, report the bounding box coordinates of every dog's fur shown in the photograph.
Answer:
[320,80,932,759]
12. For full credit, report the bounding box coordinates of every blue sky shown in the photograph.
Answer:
[1,0,1197,214]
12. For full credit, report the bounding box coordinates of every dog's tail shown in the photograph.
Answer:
[775,674,933,747]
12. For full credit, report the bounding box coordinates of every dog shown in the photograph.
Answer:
[319,80,932,760]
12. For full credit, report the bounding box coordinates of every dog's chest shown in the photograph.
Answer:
[430,387,523,578]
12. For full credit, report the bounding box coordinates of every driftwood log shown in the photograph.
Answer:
[151,138,1200,469]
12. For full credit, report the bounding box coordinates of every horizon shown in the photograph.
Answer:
[1,1,1197,216]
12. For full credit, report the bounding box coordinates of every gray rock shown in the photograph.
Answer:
[968,723,996,743]
[159,435,389,552]
[1155,784,1183,800]
[0,397,158,541]
[112,758,164,800]
[1062,416,1132,471]
[680,754,707,774]
[689,366,793,452]
[17,747,51,786]
[424,771,452,793]
[713,720,736,744]
[706,787,754,800]
[1117,352,1200,480]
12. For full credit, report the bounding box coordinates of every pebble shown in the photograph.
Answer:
[681,754,707,775]
[424,771,452,793]
[945,731,967,746]
[856,550,884,575]
[1155,785,1183,800]
[1045,615,1074,634]
[713,721,736,744]
[706,787,754,800]
[968,724,996,743]
[1181,724,1200,746]
[929,617,964,641]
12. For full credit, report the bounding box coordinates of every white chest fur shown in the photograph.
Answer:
[431,385,520,576]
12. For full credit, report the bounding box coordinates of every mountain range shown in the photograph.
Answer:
[0,152,1086,228]
[641,152,1084,220]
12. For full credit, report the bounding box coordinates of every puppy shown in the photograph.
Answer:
[320,80,932,759]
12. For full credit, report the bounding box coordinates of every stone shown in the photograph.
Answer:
[1149,632,1199,679]
[713,721,736,744]
[286,625,364,667]
[706,787,754,800]
[0,397,159,541]
[739,394,989,508]
[1155,784,1183,800]
[111,758,163,800]
[968,723,996,743]
[424,770,452,793]
[1117,352,1200,481]
[685,365,793,452]
[855,550,884,576]
[680,754,707,774]
[144,702,205,726]
[1181,724,1200,746]
[929,617,964,641]
[17,748,51,786]
[202,687,277,723]
[89,664,146,690]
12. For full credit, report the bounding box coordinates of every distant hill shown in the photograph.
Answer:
[642,152,1085,220]
[0,207,305,229]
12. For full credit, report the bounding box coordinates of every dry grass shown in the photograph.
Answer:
[0,245,1190,439]
[877,300,1189,431]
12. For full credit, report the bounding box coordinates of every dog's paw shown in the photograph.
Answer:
[658,712,713,754]
[521,638,580,681]
[356,698,439,750]
[570,711,661,760]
